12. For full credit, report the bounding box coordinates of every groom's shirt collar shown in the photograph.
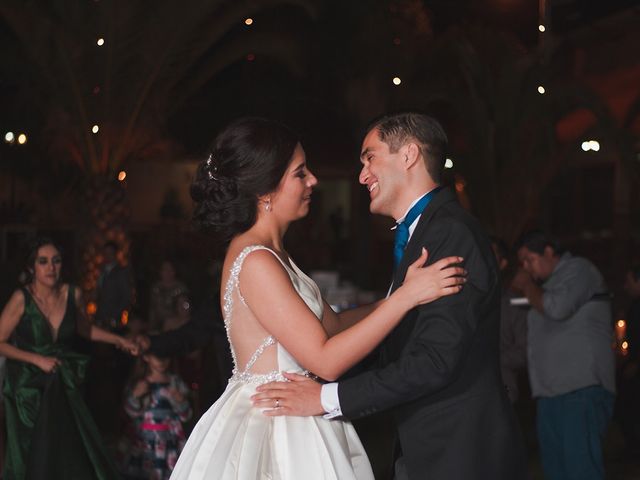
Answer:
[392,186,439,238]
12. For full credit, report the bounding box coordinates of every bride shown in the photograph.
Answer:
[170,117,465,479]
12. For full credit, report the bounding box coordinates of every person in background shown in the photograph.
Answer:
[149,260,188,332]
[122,352,192,480]
[96,241,133,331]
[90,240,135,439]
[0,237,138,480]
[134,259,232,403]
[162,293,192,333]
[490,236,527,403]
[616,265,640,460]
[163,293,204,417]
[512,230,615,480]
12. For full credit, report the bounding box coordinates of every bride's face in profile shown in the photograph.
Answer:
[271,143,318,221]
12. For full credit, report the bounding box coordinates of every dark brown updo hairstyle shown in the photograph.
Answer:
[190,117,299,241]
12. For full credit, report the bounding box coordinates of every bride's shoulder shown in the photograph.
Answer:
[225,242,280,274]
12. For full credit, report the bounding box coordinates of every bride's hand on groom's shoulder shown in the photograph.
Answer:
[251,372,324,417]
[403,248,466,305]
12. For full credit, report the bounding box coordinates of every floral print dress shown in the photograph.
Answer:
[122,375,192,480]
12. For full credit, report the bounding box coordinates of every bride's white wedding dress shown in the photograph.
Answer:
[170,245,374,479]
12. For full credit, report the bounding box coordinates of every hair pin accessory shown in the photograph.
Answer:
[206,154,219,180]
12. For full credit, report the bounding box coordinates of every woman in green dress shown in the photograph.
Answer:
[0,237,139,479]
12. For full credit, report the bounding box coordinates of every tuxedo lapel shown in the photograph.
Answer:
[390,187,456,293]
[386,188,458,361]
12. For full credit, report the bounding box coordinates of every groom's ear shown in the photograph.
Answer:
[403,143,421,170]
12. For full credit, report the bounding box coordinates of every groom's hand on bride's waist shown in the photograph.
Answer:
[251,372,324,417]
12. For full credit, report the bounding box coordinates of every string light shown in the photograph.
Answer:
[538,25,546,32]
[17,133,27,145]
[97,37,105,46]
[537,85,546,94]
[581,140,600,152]
[244,18,253,26]
[4,132,14,144]
[444,158,454,169]
[392,77,402,86]
[118,170,127,181]
[92,125,100,134]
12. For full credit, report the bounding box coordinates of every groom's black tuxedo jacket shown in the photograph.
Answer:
[339,188,526,479]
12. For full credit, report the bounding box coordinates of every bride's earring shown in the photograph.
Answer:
[264,199,271,212]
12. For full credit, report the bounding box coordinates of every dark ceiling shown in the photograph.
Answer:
[0,0,638,164]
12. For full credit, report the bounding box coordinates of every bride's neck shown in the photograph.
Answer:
[246,217,288,252]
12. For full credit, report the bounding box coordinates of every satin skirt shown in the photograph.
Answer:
[170,380,374,480]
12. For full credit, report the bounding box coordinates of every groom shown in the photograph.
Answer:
[253,113,527,479]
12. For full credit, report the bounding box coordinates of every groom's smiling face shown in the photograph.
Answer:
[359,128,407,219]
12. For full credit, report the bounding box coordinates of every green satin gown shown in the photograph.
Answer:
[2,286,120,480]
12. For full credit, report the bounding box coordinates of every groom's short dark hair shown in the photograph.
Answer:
[367,113,448,183]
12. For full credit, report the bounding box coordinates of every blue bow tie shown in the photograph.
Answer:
[393,187,441,269]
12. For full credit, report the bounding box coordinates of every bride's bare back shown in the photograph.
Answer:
[221,246,279,379]
[221,244,325,382]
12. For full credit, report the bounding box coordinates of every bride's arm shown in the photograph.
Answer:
[240,249,463,381]
[321,301,382,337]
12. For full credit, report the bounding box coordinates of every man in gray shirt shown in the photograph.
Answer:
[512,230,615,480]
[491,236,528,403]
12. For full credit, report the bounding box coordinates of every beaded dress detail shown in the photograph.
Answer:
[225,246,288,385]
[171,246,374,480]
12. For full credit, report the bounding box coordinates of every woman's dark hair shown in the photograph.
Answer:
[22,236,63,285]
[125,355,173,408]
[190,117,299,240]
[514,230,564,256]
